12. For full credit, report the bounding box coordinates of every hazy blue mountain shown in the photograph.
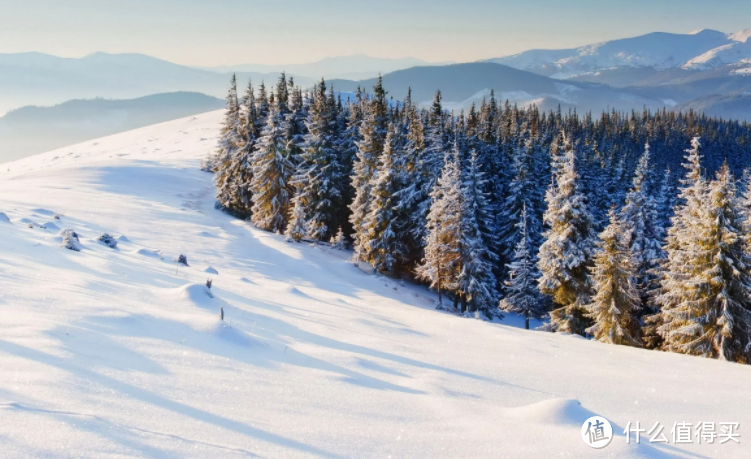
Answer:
[199,54,453,80]
[674,93,751,121]
[330,63,664,113]
[0,52,312,115]
[0,92,224,163]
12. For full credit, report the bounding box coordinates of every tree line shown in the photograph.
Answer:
[207,73,751,364]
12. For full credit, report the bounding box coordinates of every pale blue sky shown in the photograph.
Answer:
[1,0,750,65]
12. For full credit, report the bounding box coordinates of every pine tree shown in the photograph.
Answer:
[393,94,429,267]
[250,106,295,232]
[537,135,596,335]
[214,79,259,218]
[350,77,388,261]
[212,73,241,199]
[285,189,307,242]
[416,153,463,307]
[363,123,404,272]
[296,79,343,241]
[658,161,751,362]
[499,137,542,264]
[500,205,546,329]
[457,149,498,316]
[654,167,676,236]
[330,227,347,250]
[586,208,643,346]
[620,143,664,302]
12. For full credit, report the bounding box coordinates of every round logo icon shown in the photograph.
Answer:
[581,416,613,449]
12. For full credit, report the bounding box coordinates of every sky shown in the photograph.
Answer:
[1,0,750,66]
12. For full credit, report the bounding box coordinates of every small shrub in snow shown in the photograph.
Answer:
[206,279,213,290]
[53,213,61,220]
[60,229,81,251]
[97,233,118,248]
[174,254,189,266]
[329,227,348,250]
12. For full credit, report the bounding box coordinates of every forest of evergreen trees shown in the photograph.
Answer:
[206,73,751,364]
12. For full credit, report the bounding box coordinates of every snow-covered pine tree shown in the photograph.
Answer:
[392,93,429,267]
[211,73,241,195]
[363,122,405,272]
[330,226,347,250]
[537,135,596,335]
[658,162,751,362]
[250,105,295,232]
[457,149,499,316]
[285,189,307,242]
[620,143,664,303]
[586,207,643,346]
[416,153,463,308]
[650,138,708,349]
[350,77,388,261]
[654,167,676,236]
[214,79,260,218]
[500,205,546,329]
[295,79,343,241]
[424,90,447,182]
[334,91,362,237]
[739,168,751,227]
[499,137,542,265]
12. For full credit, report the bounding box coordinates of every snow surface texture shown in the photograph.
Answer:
[1,112,749,458]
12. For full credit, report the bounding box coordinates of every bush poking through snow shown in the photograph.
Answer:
[60,229,82,251]
[330,227,347,250]
[97,233,118,248]
[174,254,189,266]
[53,213,62,220]
[206,279,213,290]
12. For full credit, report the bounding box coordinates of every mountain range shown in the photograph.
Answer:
[198,54,453,80]
[0,52,313,116]
[483,28,751,118]
[485,28,751,77]
[2,28,751,163]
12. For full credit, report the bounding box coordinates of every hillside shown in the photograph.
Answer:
[0,113,749,458]
[674,93,751,121]
[0,92,224,163]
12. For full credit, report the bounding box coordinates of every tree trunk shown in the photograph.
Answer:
[525,315,529,330]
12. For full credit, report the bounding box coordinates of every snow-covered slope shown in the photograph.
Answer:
[1,112,749,458]
[486,28,751,78]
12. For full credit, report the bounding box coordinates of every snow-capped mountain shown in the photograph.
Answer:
[485,28,751,78]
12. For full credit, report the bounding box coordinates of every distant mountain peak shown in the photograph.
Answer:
[484,27,751,77]
[729,28,751,43]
